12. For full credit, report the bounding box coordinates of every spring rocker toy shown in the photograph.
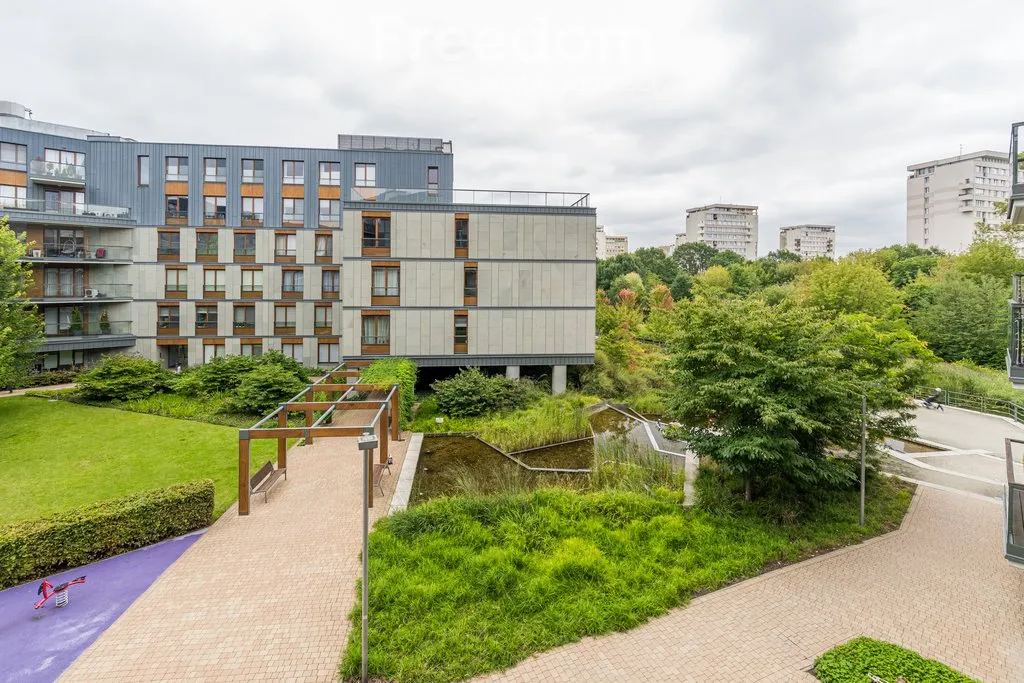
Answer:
[34,576,86,609]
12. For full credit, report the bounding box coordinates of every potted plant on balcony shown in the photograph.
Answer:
[99,309,111,335]
[70,307,83,336]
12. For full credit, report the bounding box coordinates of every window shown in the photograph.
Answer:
[282,342,303,363]
[0,184,26,209]
[138,155,150,186]
[165,267,187,294]
[427,166,439,191]
[241,269,263,293]
[464,266,478,298]
[362,215,391,249]
[322,269,340,294]
[196,305,219,330]
[44,148,85,170]
[43,267,85,297]
[158,231,181,257]
[315,305,333,329]
[362,314,390,346]
[45,189,84,213]
[275,233,297,257]
[233,305,255,330]
[241,342,263,357]
[166,195,188,222]
[282,269,304,294]
[315,233,333,258]
[158,304,180,330]
[275,305,296,329]
[204,158,226,182]
[241,197,264,224]
[319,199,340,226]
[454,314,468,346]
[234,231,256,257]
[0,142,27,166]
[203,343,225,363]
[372,266,399,297]
[203,268,225,293]
[196,231,219,257]
[204,196,227,222]
[242,159,264,183]
[455,217,469,249]
[319,161,340,185]
[283,160,304,185]
[166,156,188,181]
[283,198,304,224]
[318,342,340,364]
[355,163,376,187]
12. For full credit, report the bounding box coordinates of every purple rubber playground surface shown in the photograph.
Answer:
[0,531,203,682]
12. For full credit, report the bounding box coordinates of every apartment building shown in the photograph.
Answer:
[906,150,1010,253]
[678,204,759,260]
[595,225,628,259]
[779,224,835,259]
[0,102,596,389]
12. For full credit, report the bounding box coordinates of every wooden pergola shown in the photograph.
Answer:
[237,362,401,515]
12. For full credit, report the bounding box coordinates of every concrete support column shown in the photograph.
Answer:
[506,365,520,380]
[551,365,567,395]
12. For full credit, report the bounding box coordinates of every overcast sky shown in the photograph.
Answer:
[8,0,1023,255]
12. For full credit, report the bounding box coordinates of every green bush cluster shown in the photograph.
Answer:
[76,354,171,401]
[432,367,534,418]
[359,357,417,425]
[172,351,310,398]
[230,364,306,414]
[0,480,214,590]
[814,637,978,682]
[925,360,1024,404]
[14,368,80,389]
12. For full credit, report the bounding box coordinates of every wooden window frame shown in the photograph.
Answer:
[157,229,181,262]
[454,310,468,354]
[241,158,264,184]
[455,214,469,258]
[321,268,340,300]
[370,262,400,306]
[195,303,219,335]
[233,230,256,263]
[202,266,226,299]
[164,265,187,298]
[203,196,227,226]
[240,340,264,357]
[138,155,150,187]
[318,198,340,228]
[274,231,297,263]
[232,303,256,335]
[362,212,391,256]
[360,310,390,355]
[463,262,478,306]
[427,165,439,191]
[314,304,333,334]
[203,157,227,183]
[317,339,341,365]
[314,231,333,264]
[274,303,297,335]
[240,266,263,299]
[165,195,188,225]
[195,229,219,262]
[282,160,304,185]
[354,162,376,188]
[241,196,263,226]
[157,303,180,336]
[282,197,304,227]
[281,267,304,300]
[318,161,341,186]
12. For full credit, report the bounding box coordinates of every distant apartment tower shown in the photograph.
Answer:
[907,150,1010,253]
[779,224,835,259]
[679,204,758,260]
[595,225,628,259]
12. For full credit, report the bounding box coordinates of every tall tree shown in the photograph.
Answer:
[909,271,1008,368]
[794,260,902,318]
[596,253,642,292]
[632,247,680,286]
[953,237,1024,283]
[672,242,719,275]
[0,217,44,387]
[708,250,746,268]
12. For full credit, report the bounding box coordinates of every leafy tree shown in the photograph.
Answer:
[648,284,674,310]
[974,199,1024,241]
[708,250,746,268]
[761,249,802,263]
[887,254,941,288]
[794,260,901,318]
[609,272,645,301]
[669,273,693,301]
[692,265,732,296]
[667,297,928,501]
[254,349,312,384]
[953,237,1024,283]
[632,247,679,285]
[77,354,171,401]
[596,253,642,291]
[726,263,758,295]
[672,242,719,275]
[0,218,43,388]
[230,363,307,415]
[909,272,1008,368]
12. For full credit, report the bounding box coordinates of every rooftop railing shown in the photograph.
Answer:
[0,198,131,220]
[44,320,132,337]
[349,187,591,208]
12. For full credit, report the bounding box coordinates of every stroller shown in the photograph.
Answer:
[922,388,944,411]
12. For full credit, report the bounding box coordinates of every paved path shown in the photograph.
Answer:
[0,384,76,397]
[0,532,201,683]
[60,410,408,682]
[479,487,1024,682]
[914,404,1024,454]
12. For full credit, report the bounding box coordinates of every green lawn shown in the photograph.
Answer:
[340,476,913,683]
[0,396,276,523]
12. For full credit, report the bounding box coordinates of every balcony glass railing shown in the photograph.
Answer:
[372,287,399,297]
[362,237,391,249]
[275,248,296,257]
[350,187,591,208]
[318,216,340,228]
[241,212,263,225]
[30,159,86,183]
[166,173,188,182]
[233,320,256,329]
[282,285,304,293]
[27,243,132,260]
[166,210,188,221]
[0,198,131,220]
[362,335,390,346]
[242,173,264,184]
[204,174,227,183]
[282,212,304,223]
[195,320,219,329]
[158,319,180,329]
[41,283,132,298]
[45,320,132,337]
[464,287,478,297]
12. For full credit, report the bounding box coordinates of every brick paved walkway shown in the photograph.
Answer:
[479,487,1024,683]
[61,410,408,683]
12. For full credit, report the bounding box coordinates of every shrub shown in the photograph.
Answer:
[814,637,978,682]
[230,364,306,415]
[0,480,214,590]
[360,357,417,425]
[173,354,257,397]
[432,367,533,418]
[77,354,170,401]
[254,350,312,384]
[14,368,79,389]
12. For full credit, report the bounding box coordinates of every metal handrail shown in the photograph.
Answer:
[349,187,591,208]
[916,386,1024,424]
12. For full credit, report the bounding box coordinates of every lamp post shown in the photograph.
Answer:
[356,432,379,683]
[860,392,867,527]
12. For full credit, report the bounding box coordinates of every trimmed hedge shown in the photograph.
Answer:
[14,368,80,389]
[0,480,214,590]
[360,358,417,426]
[814,637,978,683]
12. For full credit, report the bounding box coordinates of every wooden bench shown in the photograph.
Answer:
[372,458,392,496]
[250,461,287,504]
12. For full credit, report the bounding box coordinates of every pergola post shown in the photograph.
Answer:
[380,408,389,466]
[277,410,287,469]
[390,385,400,441]
[238,433,251,516]
[305,388,314,445]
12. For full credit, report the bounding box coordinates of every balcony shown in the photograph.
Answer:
[29,159,86,187]
[44,319,132,338]
[166,209,188,225]
[1009,122,1024,225]
[0,198,132,227]
[24,242,132,262]
[1008,275,1024,390]
[241,212,264,227]
[349,187,591,209]
[34,283,132,302]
